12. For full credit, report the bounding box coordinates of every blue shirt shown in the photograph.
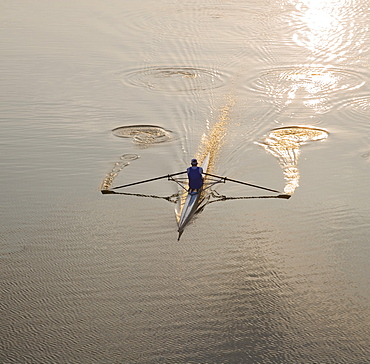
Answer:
[187,166,203,190]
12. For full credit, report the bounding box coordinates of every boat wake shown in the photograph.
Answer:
[256,126,329,195]
[100,154,139,191]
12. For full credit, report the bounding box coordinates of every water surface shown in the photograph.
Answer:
[1,0,369,363]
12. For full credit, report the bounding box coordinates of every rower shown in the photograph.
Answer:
[187,158,204,194]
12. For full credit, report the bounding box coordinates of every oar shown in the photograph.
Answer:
[204,172,281,194]
[105,171,187,192]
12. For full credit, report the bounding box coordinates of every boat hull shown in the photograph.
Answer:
[177,154,210,238]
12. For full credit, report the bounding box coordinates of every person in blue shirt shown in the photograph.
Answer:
[187,158,204,194]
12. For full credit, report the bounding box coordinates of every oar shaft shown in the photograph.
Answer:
[204,173,281,194]
[112,171,186,190]
[225,177,280,193]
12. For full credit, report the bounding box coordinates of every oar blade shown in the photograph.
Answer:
[277,194,291,199]
[101,189,116,194]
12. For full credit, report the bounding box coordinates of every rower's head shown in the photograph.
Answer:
[191,158,198,166]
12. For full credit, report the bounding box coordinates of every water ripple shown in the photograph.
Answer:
[123,3,267,40]
[338,95,370,159]
[338,95,370,120]
[118,66,230,94]
[243,65,366,114]
[112,125,177,144]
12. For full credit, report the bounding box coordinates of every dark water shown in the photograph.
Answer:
[1,0,369,363]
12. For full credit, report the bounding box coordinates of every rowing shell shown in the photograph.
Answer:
[103,152,288,239]
[177,153,210,239]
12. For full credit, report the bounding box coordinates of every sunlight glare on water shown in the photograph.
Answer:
[286,0,369,63]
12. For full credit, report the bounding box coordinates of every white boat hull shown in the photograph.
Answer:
[177,153,210,238]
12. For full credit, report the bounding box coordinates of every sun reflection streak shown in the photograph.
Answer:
[286,0,368,62]
[256,126,329,195]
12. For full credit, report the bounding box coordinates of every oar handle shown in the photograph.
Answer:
[204,172,281,194]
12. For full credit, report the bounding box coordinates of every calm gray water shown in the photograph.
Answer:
[1,0,370,363]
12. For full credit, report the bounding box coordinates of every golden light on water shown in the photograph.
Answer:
[288,69,334,113]
[197,96,236,170]
[256,126,329,195]
[286,70,338,96]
